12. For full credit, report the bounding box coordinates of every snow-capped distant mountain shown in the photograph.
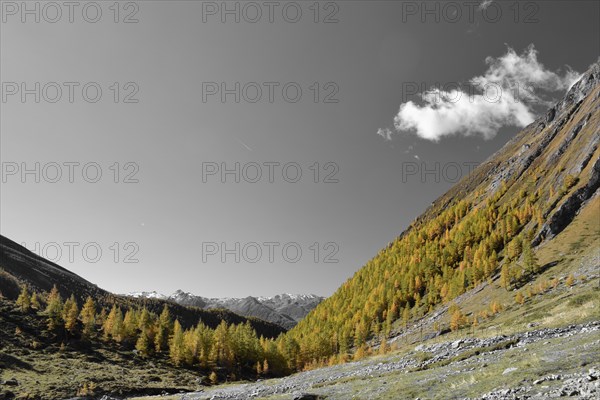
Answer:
[126,291,167,300]
[127,290,324,330]
[257,294,324,323]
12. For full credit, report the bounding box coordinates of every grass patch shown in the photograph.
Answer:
[413,351,433,363]
[568,292,597,308]
[413,338,519,372]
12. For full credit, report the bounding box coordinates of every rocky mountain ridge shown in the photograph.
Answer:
[127,290,324,329]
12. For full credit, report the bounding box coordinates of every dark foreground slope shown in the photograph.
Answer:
[0,235,289,399]
[0,298,212,398]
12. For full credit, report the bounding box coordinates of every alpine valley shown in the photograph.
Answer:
[1,62,599,400]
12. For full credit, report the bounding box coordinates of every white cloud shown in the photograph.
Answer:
[384,45,579,142]
[471,45,580,105]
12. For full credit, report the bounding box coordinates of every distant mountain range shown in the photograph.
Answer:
[0,235,285,338]
[127,290,324,329]
[0,230,322,332]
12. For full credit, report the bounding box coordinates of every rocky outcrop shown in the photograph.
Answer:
[547,112,592,165]
[534,157,600,245]
[554,61,600,116]
[477,368,599,399]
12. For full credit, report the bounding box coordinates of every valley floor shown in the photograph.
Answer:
[3,194,599,400]
[130,320,600,400]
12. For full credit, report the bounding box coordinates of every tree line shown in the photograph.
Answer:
[283,178,553,369]
[15,285,289,382]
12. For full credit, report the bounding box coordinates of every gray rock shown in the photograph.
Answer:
[292,394,322,400]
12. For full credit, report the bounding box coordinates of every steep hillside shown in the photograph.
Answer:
[282,61,600,369]
[129,61,600,400]
[0,235,285,338]
[133,184,600,399]
[129,291,323,330]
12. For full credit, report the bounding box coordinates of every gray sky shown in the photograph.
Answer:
[1,0,598,298]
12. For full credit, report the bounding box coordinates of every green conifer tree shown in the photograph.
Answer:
[136,329,152,358]
[63,295,79,334]
[30,292,42,310]
[169,320,186,366]
[16,285,31,312]
[80,297,97,337]
[45,285,64,330]
[154,304,172,352]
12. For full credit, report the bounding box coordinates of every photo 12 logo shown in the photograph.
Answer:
[200,1,340,24]
[20,241,140,264]
[400,1,540,24]
[201,82,339,104]
[202,241,340,264]
[201,161,339,183]
[1,82,140,104]
[401,161,479,183]
[1,162,140,184]
[400,81,535,105]
[1,1,140,23]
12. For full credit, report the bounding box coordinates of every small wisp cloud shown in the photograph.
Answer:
[478,0,494,10]
[381,45,580,142]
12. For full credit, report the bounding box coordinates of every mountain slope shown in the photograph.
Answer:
[129,290,323,329]
[127,61,600,400]
[283,61,600,368]
[0,235,285,338]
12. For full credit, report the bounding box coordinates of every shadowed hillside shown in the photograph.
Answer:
[0,235,285,338]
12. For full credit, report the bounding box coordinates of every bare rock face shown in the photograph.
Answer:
[473,61,600,248]
[534,156,600,246]
[559,62,600,111]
